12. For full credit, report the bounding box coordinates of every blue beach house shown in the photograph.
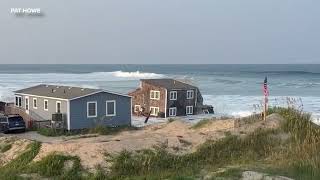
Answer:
[12,84,131,130]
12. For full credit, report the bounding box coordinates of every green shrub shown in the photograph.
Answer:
[37,128,66,137]
[168,118,176,123]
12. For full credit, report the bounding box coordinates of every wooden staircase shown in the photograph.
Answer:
[4,104,47,128]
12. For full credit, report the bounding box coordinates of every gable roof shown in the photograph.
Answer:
[141,79,197,90]
[14,84,130,100]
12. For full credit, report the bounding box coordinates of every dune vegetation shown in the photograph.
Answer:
[0,107,320,179]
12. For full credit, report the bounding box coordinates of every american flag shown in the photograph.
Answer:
[263,76,269,96]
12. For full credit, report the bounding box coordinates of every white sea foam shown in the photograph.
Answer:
[110,71,164,78]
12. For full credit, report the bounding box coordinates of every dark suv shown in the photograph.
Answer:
[0,115,26,133]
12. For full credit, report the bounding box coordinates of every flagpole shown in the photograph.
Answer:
[263,76,268,121]
[264,96,267,121]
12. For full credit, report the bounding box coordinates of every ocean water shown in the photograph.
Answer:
[0,64,319,122]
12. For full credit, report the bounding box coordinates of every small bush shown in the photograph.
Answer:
[168,118,176,123]
[37,128,66,137]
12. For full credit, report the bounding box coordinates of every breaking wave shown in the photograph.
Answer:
[0,71,165,102]
[110,71,164,78]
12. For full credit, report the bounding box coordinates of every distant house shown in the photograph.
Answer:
[129,79,212,118]
[12,84,131,130]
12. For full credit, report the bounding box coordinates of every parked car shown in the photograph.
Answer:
[0,115,26,133]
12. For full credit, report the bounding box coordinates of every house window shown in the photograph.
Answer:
[44,99,49,111]
[169,107,177,117]
[150,90,160,100]
[187,90,194,99]
[56,101,61,113]
[33,98,37,109]
[134,105,141,113]
[186,106,193,115]
[15,96,18,106]
[15,96,22,107]
[169,91,177,100]
[87,101,97,118]
[25,97,29,110]
[150,107,159,116]
[19,97,22,107]
[106,100,116,116]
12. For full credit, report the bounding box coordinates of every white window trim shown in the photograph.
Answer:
[134,105,141,113]
[169,91,177,100]
[56,101,61,113]
[186,106,193,115]
[15,96,22,107]
[187,90,194,99]
[106,100,116,116]
[44,99,49,111]
[87,101,97,118]
[33,98,38,109]
[150,90,160,100]
[25,96,29,110]
[150,106,160,116]
[169,107,177,117]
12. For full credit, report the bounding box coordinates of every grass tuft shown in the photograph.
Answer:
[27,153,82,179]
[192,119,212,129]
[0,141,41,179]
[0,143,12,153]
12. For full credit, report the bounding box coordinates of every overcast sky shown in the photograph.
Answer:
[0,0,319,64]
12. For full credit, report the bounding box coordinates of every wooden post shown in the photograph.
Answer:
[264,96,267,121]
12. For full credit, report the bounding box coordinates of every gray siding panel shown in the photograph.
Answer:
[69,92,131,130]
[14,94,68,122]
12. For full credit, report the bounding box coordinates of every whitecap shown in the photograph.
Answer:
[110,71,164,78]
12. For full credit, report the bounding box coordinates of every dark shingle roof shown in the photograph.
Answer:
[141,79,197,90]
[14,84,102,99]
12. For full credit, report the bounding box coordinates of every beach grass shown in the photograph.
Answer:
[37,125,139,137]
[0,143,12,153]
[191,118,212,129]
[102,107,320,179]
[1,107,320,179]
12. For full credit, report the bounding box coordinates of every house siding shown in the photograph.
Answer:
[69,92,131,130]
[166,89,197,116]
[129,82,166,117]
[14,94,68,122]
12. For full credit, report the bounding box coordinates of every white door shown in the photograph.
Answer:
[25,96,29,114]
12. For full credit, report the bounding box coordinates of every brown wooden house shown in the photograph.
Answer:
[129,79,212,118]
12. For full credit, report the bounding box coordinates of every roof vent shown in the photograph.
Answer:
[56,86,60,88]
[81,88,85,91]
[68,87,72,89]
[52,89,56,93]
[45,85,49,87]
